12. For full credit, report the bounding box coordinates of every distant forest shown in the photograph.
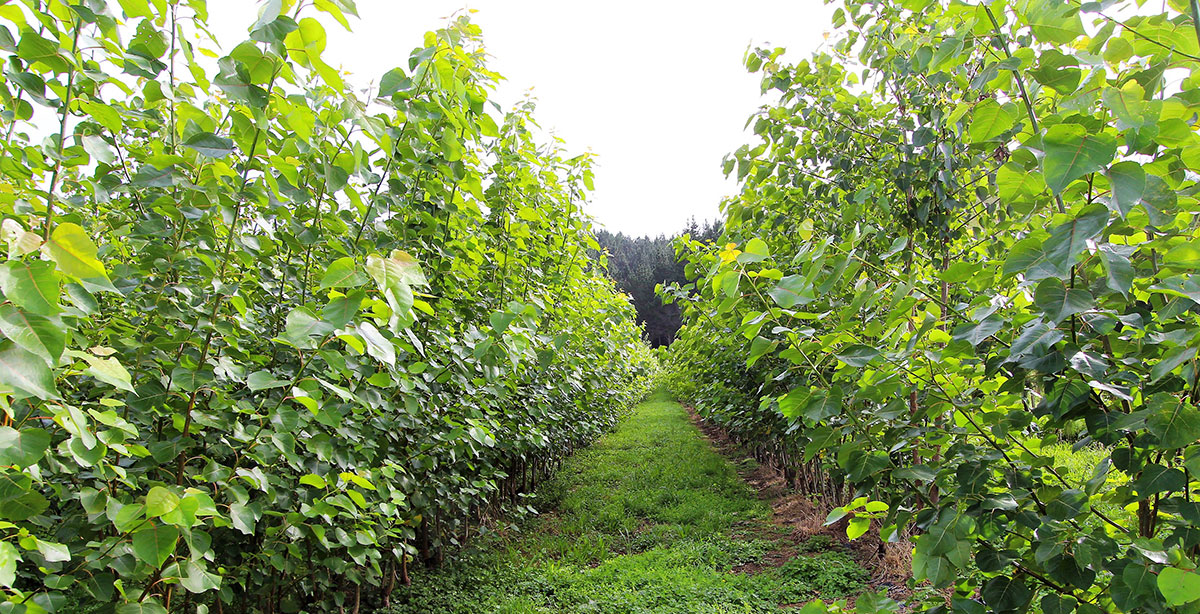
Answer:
[595,218,723,347]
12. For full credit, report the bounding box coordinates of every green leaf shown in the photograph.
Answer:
[779,388,811,420]
[183,132,234,158]
[116,601,168,614]
[80,100,123,133]
[322,291,362,328]
[251,0,283,32]
[0,474,48,521]
[81,354,135,392]
[1146,394,1200,449]
[1164,239,1200,269]
[802,386,843,421]
[132,523,178,568]
[145,486,179,518]
[179,559,221,593]
[968,99,1017,143]
[82,134,116,164]
[251,14,299,45]
[17,30,68,73]
[282,307,335,348]
[0,541,18,587]
[116,0,154,18]
[1041,125,1117,195]
[131,164,182,188]
[357,322,395,366]
[847,516,870,540]
[440,129,462,162]
[246,370,290,391]
[1159,567,1200,606]
[214,58,267,107]
[1134,464,1185,495]
[835,344,880,367]
[378,68,412,97]
[229,502,259,535]
[981,575,1032,612]
[489,311,518,335]
[1103,80,1148,129]
[0,261,60,315]
[1106,161,1145,218]
[1032,50,1081,95]
[367,250,427,289]
[299,474,326,488]
[1104,37,1134,62]
[1099,244,1134,295]
[169,366,214,393]
[0,427,50,468]
[0,342,59,399]
[366,251,425,315]
[0,304,64,365]
[1141,174,1178,223]
[737,238,771,263]
[768,275,815,309]
[996,163,1046,207]
[1006,320,1064,364]
[1027,0,1084,44]
[284,17,327,66]
[1006,206,1109,280]
[35,539,70,563]
[1033,279,1093,323]
[746,335,774,367]
[320,257,368,289]
[45,223,112,287]
[952,315,1004,347]
[803,426,840,462]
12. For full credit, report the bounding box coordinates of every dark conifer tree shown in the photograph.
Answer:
[594,217,722,347]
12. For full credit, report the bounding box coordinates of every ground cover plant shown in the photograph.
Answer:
[380,391,874,614]
[664,0,1200,612]
[0,0,656,611]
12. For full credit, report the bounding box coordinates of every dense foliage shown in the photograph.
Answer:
[0,1,654,612]
[595,218,720,347]
[666,0,1200,612]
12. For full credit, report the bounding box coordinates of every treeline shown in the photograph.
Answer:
[595,218,721,346]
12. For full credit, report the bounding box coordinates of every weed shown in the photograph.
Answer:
[767,551,870,603]
[796,534,835,553]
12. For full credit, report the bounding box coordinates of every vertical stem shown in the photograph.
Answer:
[173,64,276,483]
[984,5,1065,214]
[168,2,178,154]
[42,16,83,239]
[1190,0,1200,51]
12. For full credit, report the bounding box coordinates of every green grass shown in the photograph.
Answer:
[1017,434,1134,526]
[378,390,870,614]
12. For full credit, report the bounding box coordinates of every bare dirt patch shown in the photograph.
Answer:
[684,405,914,602]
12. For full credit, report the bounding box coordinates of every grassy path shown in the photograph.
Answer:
[381,391,869,613]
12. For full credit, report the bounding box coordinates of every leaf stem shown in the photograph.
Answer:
[983,5,1064,214]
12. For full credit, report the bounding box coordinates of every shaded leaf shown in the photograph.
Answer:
[1041,125,1117,194]
[183,132,234,158]
[0,427,50,468]
[0,342,58,399]
[0,304,64,364]
[768,275,815,309]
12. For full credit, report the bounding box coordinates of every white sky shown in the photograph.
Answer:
[209,1,835,237]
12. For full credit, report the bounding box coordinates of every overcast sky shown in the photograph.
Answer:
[211,1,835,237]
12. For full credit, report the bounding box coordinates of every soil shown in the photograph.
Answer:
[684,405,915,605]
